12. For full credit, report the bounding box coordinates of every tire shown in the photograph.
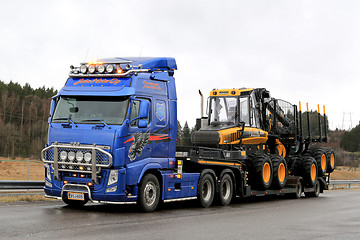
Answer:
[292,180,303,199]
[138,174,160,213]
[248,153,273,190]
[219,173,233,206]
[294,156,317,187]
[308,148,327,177]
[270,154,288,189]
[325,149,336,173]
[305,180,320,198]
[198,172,215,208]
[62,195,88,207]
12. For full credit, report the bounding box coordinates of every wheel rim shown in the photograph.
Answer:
[297,183,302,196]
[321,154,327,171]
[144,182,156,206]
[330,153,335,168]
[222,179,231,200]
[310,164,317,181]
[202,179,212,201]
[263,162,271,184]
[315,182,320,194]
[278,163,286,183]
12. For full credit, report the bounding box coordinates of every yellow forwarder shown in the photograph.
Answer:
[185,87,335,205]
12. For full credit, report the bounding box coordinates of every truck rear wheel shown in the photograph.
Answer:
[138,174,160,212]
[305,180,320,198]
[198,173,215,208]
[309,148,327,176]
[219,173,233,206]
[325,149,336,173]
[249,153,273,190]
[270,154,287,189]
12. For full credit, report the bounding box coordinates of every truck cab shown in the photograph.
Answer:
[42,57,199,211]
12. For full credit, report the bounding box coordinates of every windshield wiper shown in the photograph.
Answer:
[81,119,111,129]
[53,117,78,127]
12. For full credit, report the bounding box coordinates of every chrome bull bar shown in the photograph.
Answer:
[41,142,112,184]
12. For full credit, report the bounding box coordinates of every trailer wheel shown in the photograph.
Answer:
[325,149,336,173]
[305,180,320,198]
[198,173,215,208]
[62,196,88,207]
[138,174,160,212]
[292,180,303,199]
[219,173,233,206]
[270,155,288,189]
[309,148,327,176]
[249,153,273,190]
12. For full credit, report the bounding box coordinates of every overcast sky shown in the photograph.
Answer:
[0,0,359,129]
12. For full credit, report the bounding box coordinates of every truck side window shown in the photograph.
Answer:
[130,99,150,127]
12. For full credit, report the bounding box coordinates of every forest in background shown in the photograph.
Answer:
[0,80,57,158]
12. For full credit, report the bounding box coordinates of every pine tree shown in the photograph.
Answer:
[182,121,191,146]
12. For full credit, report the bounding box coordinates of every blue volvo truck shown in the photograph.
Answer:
[42,57,335,212]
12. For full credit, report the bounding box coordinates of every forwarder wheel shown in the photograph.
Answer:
[62,196,88,207]
[219,173,233,206]
[309,148,327,177]
[198,173,215,208]
[325,149,336,173]
[305,180,320,198]
[249,153,273,190]
[294,156,318,187]
[270,154,288,189]
[138,174,160,212]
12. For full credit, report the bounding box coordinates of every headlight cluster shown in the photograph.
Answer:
[79,63,117,74]
[59,150,92,163]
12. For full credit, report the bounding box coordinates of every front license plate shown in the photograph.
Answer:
[67,192,85,201]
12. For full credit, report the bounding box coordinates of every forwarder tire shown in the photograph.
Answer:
[198,173,215,208]
[270,154,288,189]
[219,173,234,206]
[308,148,327,177]
[62,196,88,207]
[294,156,318,187]
[325,148,336,173]
[305,180,320,198]
[138,174,160,213]
[248,153,273,190]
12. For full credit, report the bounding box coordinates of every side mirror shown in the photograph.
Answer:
[139,100,150,119]
[138,119,148,128]
[50,99,56,116]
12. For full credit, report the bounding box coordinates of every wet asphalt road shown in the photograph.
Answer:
[1,190,360,240]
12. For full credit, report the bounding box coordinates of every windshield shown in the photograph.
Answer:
[52,96,129,125]
[210,96,250,126]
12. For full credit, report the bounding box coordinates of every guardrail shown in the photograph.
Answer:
[0,180,44,189]
[329,180,360,189]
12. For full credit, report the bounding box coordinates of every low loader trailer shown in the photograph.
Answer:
[41,57,335,212]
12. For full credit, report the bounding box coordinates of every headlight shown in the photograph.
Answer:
[76,152,84,162]
[88,65,96,73]
[46,165,51,180]
[80,64,87,74]
[84,152,92,163]
[98,64,105,73]
[68,151,75,161]
[106,64,114,73]
[60,151,67,161]
[107,170,118,186]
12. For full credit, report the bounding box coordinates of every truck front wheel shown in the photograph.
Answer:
[138,174,160,212]
[198,173,215,208]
